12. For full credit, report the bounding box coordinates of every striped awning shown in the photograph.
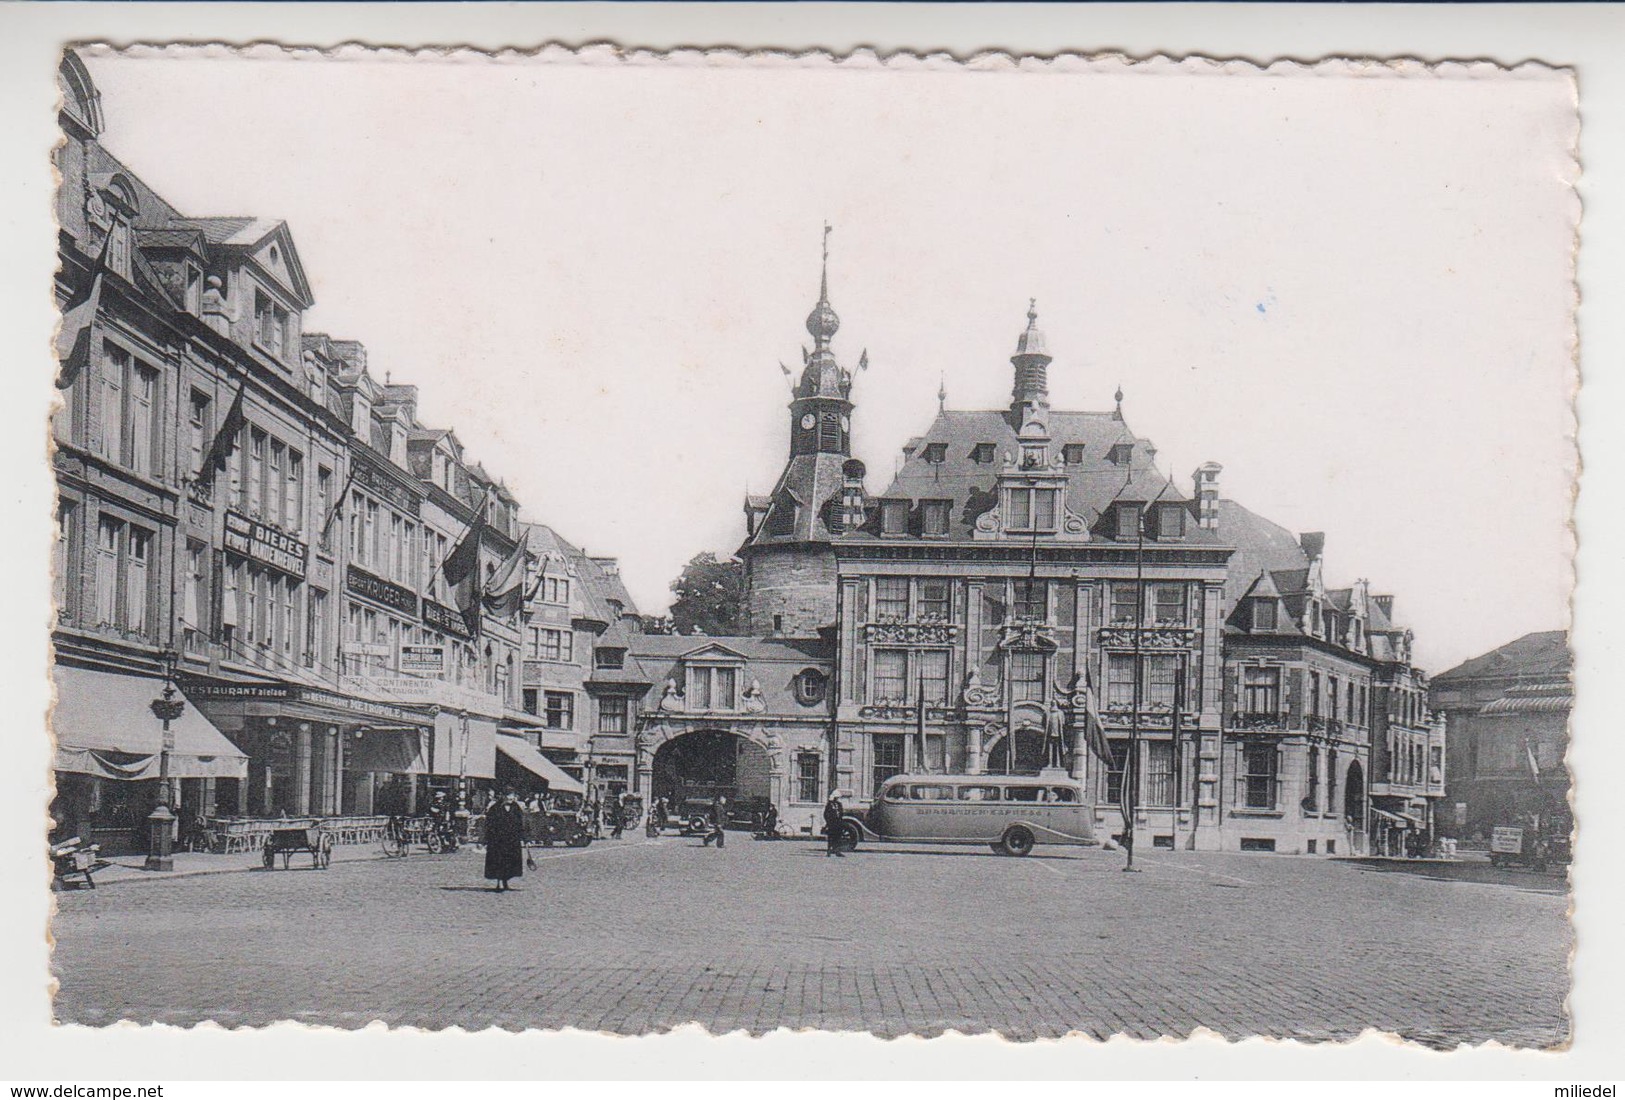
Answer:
[53,666,248,781]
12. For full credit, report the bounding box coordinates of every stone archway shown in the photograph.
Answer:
[985,725,1048,776]
[647,728,775,809]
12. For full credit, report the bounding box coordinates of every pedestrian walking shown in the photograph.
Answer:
[701,795,728,848]
[484,789,526,892]
[610,793,626,839]
[824,794,846,857]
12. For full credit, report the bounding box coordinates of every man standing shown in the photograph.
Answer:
[701,795,728,848]
[824,794,846,857]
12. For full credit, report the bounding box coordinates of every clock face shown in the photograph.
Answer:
[801,413,816,430]
[840,415,851,431]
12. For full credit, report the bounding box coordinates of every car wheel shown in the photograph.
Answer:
[1001,826,1035,857]
[836,822,860,852]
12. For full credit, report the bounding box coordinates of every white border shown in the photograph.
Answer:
[1,2,1620,1081]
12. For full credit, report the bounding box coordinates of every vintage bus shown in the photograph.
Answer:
[837,774,1095,856]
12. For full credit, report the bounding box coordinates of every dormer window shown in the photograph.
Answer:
[1062,444,1085,464]
[1252,599,1279,631]
[970,443,995,464]
[1115,502,1143,541]
[687,664,738,711]
[880,499,909,536]
[541,576,570,604]
[254,289,289,361]
[922,443,947,465]
[1006,487,1059,533]
[184,263,202,315]
[921,499,951,537]
[1109,443,1134,466]
[595,647,626,671]
[1155,503,1185,539]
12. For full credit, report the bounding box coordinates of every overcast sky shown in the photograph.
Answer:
[79,49,1576,674]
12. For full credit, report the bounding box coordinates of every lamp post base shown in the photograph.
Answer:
[145,804,175,872]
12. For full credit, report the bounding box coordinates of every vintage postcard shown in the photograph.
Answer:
[41,42,1577,1050]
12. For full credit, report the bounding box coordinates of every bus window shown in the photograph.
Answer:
[1049,786,1079,803]
[910,785,955,801]
[1005,786,1048,803]
[958,785,1001,802]
[883,783,910,802]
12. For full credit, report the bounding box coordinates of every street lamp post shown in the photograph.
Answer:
[145,648,184,872]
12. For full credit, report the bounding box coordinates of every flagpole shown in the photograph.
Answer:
[1124,501,1145,873]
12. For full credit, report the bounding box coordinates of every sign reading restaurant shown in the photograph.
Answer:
[179,679,431,724]
[224,510,308,579]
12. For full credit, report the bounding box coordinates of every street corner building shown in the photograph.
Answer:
[631,237,1450,856]
[47,54,612,857]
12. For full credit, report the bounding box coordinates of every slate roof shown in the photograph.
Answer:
[1433,631,1571,685]
[874,408,1215,544]
[1214,499,1309,607]
[624,634,833,715]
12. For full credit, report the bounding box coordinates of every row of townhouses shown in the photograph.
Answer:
[50,54,641,853]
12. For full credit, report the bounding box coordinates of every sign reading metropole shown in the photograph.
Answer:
[224,510,308,578]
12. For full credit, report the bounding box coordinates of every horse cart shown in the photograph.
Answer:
[262,825,334,870]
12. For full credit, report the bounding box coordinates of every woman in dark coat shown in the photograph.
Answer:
[484,790,526,891]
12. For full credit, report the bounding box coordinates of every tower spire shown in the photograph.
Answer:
[1010,297,1052,422]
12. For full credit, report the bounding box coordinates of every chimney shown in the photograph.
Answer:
[838,458,869,532]
[1192,462,1223,530]
[1373,595,1395,620]
[1299,531,1326,561]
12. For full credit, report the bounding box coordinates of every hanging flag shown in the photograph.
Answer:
[1080,665,1113,764]
[319,465,358,545]
[196,382,247,487]
[55,237,112,390]
[1524,736,1542,783]
[441,490,489,588]
[482,529,530,618]
[915,674,929,774]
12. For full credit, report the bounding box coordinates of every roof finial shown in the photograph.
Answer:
[1028,297,1038,323]
[821,221,832,301]
[938,374,947,412]
[1113,384,1125,420]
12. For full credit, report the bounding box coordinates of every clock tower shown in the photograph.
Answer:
[740,225,868,636]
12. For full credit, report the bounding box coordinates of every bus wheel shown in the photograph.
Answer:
[1000,827,1035,857]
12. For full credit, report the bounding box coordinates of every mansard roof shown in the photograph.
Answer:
[1433,630,1570,685]
[877,407,1209,543]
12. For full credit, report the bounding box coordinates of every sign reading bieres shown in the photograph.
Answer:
[224,510,308,578]
[400,644,446,674]
[423,598,473,640]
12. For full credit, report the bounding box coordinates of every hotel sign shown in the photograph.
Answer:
[346,566,419,618]
[423,598,474,640]
[224,510,308,579]
[351,456,421,517]
[400,644,447,675]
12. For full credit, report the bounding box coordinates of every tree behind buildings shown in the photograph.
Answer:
[667,552,743,636]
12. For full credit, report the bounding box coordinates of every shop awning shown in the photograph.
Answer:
[495,733,585,795]
[53,666,248,781]
[1369,808,1416,829]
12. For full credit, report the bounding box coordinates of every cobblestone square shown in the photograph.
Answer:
[50,838,1569,1046]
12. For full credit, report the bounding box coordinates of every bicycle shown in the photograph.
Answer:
[380,814,453,857]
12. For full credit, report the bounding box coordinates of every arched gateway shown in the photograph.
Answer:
[647,728,775,812]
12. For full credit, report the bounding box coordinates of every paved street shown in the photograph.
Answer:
[50,836,1569,1046]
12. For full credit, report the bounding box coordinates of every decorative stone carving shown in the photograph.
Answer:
[742,679,766,714]
[961,666,1001,708]
[858,705,957,722]
[998,617,1059,652]
[658,678,685,712]
[865,621,958,645]
[974,508,1002,534]
[1096,626,1196,650]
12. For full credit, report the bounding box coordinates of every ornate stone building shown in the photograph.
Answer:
[634,238,1435,854]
